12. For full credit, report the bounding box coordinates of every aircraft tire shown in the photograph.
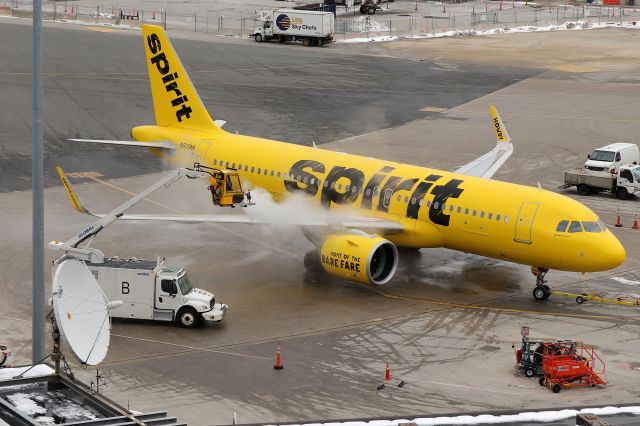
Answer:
[304,251,322,272]
[542,284,551,299]
[533,286,547,301]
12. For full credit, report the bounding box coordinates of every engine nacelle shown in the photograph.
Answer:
[319,234,398,286]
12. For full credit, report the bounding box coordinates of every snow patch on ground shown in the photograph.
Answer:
[0,364,54,381]
[275,406,640,426]
[612,276,640,286]
[338,20,640,43]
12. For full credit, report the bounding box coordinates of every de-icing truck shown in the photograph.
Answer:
[251,9,334,46]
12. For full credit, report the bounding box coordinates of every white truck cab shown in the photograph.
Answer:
[88,258,228,328]
[585,143,639,173]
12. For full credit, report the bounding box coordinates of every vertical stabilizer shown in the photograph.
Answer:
[141,24,219,131]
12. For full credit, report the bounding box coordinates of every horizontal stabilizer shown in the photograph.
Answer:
[69,139,175,149]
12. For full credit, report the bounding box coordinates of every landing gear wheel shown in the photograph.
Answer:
[552,384,561,393]
[304,251,322,272]
[525,368,535,378]
[533,286,547,301]
[539,377,546,386]
[542,285,551,299]
[177,307,199,328]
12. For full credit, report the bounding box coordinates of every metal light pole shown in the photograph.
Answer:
[32,0,45,363]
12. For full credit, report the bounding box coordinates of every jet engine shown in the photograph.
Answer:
[319,233,398,286]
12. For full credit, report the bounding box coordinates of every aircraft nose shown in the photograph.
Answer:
[598,233,626,270]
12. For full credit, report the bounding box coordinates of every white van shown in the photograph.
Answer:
[585,143,639,173]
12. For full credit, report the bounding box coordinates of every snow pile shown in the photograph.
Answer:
[339,20,640,43]
[0,364,54,381]
[272,406,640,426]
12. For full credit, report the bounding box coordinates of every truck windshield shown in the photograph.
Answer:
[590,150,615,162]
[178,274,193,295]
[632,167,640,182]
[226,175,242,192]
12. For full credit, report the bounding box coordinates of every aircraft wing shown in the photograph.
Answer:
[57,167,404,235]
[69,139,176,149]
[455,105,512,179]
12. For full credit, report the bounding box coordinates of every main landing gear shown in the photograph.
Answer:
[532,267,551,301]
[304,251,322,273]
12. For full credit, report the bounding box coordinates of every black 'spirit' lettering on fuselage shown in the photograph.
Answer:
[321,166,365,207]
[284,160,325,196]
[147,33,193,123]
[429,179,464,226]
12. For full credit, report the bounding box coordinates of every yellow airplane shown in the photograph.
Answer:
[65,24,625,301]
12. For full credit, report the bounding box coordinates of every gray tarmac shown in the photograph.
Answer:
[0,19,535,192]
[1,20,640,426]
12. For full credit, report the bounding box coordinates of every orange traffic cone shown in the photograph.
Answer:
[274,343,283,370]
[633,214,638,230]
[615,208,623,227]
[384,363,391,381]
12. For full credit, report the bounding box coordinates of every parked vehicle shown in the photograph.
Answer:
[87,257,228,328]
[562,164,640,199]
[251,10,334,46]
[585,143,639,173]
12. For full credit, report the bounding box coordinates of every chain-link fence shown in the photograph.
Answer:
[0,1,638,41]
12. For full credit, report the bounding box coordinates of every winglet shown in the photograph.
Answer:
[490,105,511,144]
[56,167,90,215]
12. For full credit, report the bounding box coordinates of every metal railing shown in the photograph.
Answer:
[0,1,638,41]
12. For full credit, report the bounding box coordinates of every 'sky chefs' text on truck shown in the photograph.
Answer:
[87,257,228,328]
[252,9,334,46]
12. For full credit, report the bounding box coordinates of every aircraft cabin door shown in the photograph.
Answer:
[514,201,539,244]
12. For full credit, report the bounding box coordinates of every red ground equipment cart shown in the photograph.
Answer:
[539,341,606,393]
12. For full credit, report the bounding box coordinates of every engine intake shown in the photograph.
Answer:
[320,234,398,286]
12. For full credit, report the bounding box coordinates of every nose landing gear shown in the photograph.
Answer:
[532,267,551,301]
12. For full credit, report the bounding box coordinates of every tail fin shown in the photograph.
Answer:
[141,24,220,131]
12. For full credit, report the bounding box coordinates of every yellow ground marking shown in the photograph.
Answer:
[548,64,599,73]
[80,26,120,33]
[67,171,104,179]
[420,106,448,113]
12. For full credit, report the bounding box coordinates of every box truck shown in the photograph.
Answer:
[251,10,334,46]
[86,257,228,328]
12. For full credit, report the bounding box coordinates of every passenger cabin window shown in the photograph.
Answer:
[556,220,569,232]
[568,221,582,233]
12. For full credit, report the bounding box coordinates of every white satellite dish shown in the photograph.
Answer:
[52,258,118,366]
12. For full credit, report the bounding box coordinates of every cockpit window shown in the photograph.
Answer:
[582,221,603,232]
[556,220,569,232]
[568,221,583,233]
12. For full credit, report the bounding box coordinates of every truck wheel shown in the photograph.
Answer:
[576,296,584,304]
[525,368,535,378]
[368,6,376,14]
[539,377,546,386]
[360,5,366,13]
[254,34,263,42]
[552,384,561,393]
[177,307,199,328]
[577,184,590,196]
[616,187,630,200]
[302,38,311,46]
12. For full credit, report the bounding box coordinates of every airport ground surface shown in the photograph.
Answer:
[1,19,640,425]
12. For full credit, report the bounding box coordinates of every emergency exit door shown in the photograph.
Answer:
[514,201,539,244]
